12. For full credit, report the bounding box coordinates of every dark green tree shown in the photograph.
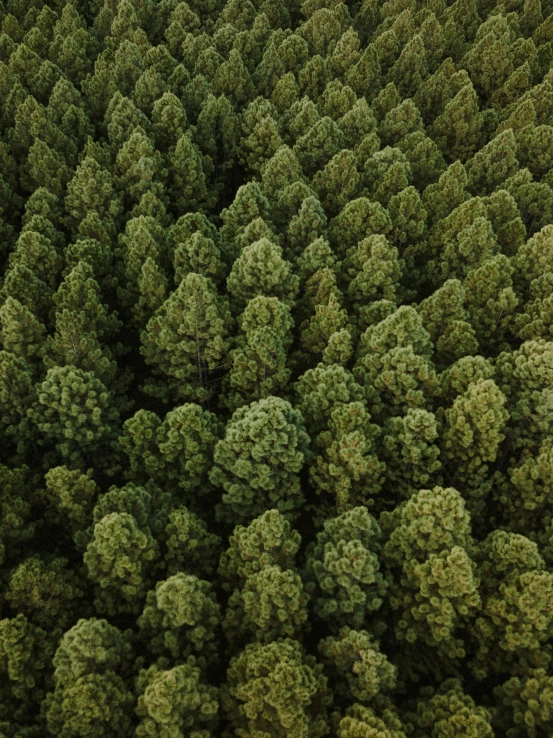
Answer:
[140,272,232,404]
[210,395,311,523]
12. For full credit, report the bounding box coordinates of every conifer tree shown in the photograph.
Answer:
[431,82,483,162]
[309,401,385,515]
[218,508,301,589]
[407,680,494,738]
[380,486,480,656]
[138,572,221,665]
[211,396,310,523]
[304,506,387,630]
[318,627,397,704]
[0,351,35,455]
[169,132,209,214]
[417,279,478,366]
[27,366,121,470]
[224,564,310,644]
[222,296,293,411]
[221,638,331,738]
[135,660,219,738]
[353,306,439,420]
[155,402,224,500]
[140,272,232,404]
[337,704,408,738]
[227,236,299,311]
[84,511,159,616]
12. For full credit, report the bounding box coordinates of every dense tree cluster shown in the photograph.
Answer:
[1,0,553,734]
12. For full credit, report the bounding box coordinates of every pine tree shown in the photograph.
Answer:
[138,572,221,665]
[312,149,360,216]
[407,680,494,737]
[65,155,121,238]
[494,669,553,737]
[329,196,392,258]
[45,671,134,738]
[390,34,428,98]
[135,660,219,738]
[381,486,480,657]
[44,466,99,538]
[382,408,442,504]
[465,129,519,196]
[337,704,408,738]
[210,395,311,523]
[226,237,299,311]
[218,508,301,589]
[140,272,232,404]
[293,115,344,176]
[304,506,387,630]
[417,279,478,366]
[470,529,553,678]
[151,91,187,151]
[169,132,209,213]
[309,401,385,516]
[27,366,121,470]
[318,627,397,704]
[287,196,328,255]
[463,254,518,352]
[221,638,331,738]
[344,234,403,314]
[353,306,438,420]
[0,297,46,363]
[0,351,35,456]
[431,82,483,162]
[345,43,381,99]
[84,511,159,616]
[224,564,309,644]
[155,402,224,500]
[441,378,509,518]
[239,100,283,175]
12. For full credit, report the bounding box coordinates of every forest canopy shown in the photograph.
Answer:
[1,0,553,735]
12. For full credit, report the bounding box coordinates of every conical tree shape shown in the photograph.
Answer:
[140,273,232,403]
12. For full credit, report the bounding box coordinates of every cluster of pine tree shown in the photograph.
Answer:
[2,0,553,734]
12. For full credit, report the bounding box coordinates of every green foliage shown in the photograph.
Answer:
[381,409,442,502]
[6,555,85,631]
[163,505,222,577]
[83,512,159,616]
[45,671,134,738]
[406,679,494,738]
[155,403,224,498]
[224,564,310,643]
[135,660,219,738]
[0,613,54,710]
[295,362,365,435]
[494,669,553,738]
[319,627,397,704]
[441,378,509,509]
[227,236,299,311]
[304,506,387,630]
[221,638,331,738]
[51,618,133,689]
[309,401,385,514]
[336,704,408,738]
[210,395,310,523]
[4,0,553,732]
[27,366,121,470]
[470,529,553,678]
[44,466,98,535]
[140,272,232,403]
[381,487,480,652]
[353,306,438,420]
[138,572,221,665]
[218,508,301,588]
